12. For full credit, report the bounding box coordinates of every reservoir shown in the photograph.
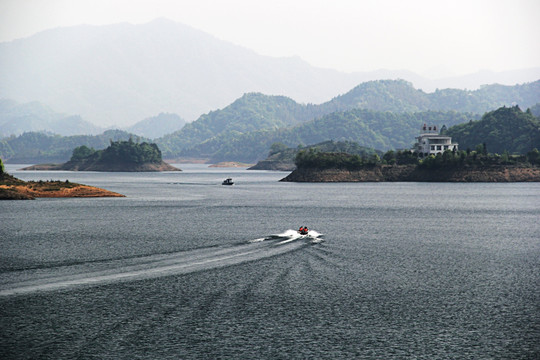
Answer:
[1,164,539,359]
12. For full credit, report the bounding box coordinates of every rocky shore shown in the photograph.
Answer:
[281,165,540,182]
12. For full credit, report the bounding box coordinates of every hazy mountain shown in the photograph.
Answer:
[2,18,538,128]
[323,80,540,114]
[125,113,186,139]
[0,18,364,127]
[425,68,540,92]
[157,93,324,155]
[0,99,102,137]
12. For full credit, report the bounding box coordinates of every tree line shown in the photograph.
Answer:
[295,146,540,170]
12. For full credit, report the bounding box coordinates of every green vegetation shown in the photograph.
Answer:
[252,140,382,170]
[294,146,539,171]
[156,93,324,156]
[418,147,540,169]
[0,157,4,175]
[68,139,163,166]
[295,150,378,170]
[446,106,540,155]
[295,148,419,169]
[179,109,475,163]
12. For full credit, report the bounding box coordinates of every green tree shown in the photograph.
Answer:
[383,150,396,165]
[527,148,540,165]
[70,145,96,161]
[269,142,288,156]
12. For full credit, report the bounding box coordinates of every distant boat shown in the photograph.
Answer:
[222,177,234,185]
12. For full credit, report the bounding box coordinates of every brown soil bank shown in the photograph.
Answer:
[0,174,125,200]
[281,165,540,182]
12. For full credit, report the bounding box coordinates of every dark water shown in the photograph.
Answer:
[1,165,539,359]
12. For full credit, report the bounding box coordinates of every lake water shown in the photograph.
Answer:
[1,164,539,359]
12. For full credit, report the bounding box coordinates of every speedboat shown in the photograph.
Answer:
[222,178,234,185]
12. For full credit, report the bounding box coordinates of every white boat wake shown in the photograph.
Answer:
[265,229,324,244]
[0,231,322,297]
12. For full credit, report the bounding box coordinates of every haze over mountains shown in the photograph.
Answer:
[0,99,185,139]
[0,99,102,137]
[1,18,539,128]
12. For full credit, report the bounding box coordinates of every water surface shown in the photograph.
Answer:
[1,165,539,359]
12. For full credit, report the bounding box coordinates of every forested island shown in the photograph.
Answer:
[281,147,540,182]
[22,139,180,172]
[0,158,124,200]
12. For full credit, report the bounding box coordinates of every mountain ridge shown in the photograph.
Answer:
[157,79,539,161]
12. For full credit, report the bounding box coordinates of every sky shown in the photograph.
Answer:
[1,0,539,79]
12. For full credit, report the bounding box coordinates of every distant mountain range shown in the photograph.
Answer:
[0,99,186,139]
[124,113,186,139]
[0,99,102,137]
[1,79,538,163]
[1,18,539,127]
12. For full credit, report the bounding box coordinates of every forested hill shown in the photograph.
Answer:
[446,106,540,154]
[157,93,324,154]
[156,79,539,158]
[177,110,476,163]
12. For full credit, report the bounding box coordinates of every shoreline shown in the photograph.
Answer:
[20,161,180,172]
[0,174,125,200]
[281,164,540,182]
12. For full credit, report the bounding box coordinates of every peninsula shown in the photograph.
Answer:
[22,140,180,172]
[281,148,540,182]
[0,160,124,200]
[281,164,540,182]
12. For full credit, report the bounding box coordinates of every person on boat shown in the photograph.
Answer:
[299,226,304,233]
[303,226,308,234]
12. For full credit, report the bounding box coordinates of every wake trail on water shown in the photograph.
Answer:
[0,232,320,297]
